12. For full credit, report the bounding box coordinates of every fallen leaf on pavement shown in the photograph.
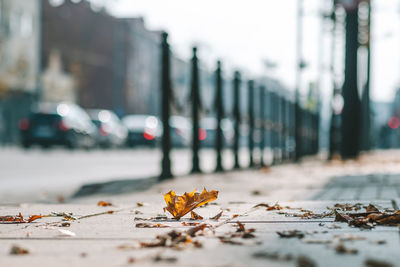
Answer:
[27,215,44,223]
[1,213,47,223]
[218,236,244,246]
[97,201,112,207]
[136,202,144,207]
[364,259,393,267]
[252,251,293,261]
[228,222,256,239]
[181,222,200,226]
[277,230,305,239]
[366,204,380,213]
[297,255,317,267]
[190,211,203,220]
[163,189,218,219]
[335,243,358,254]
[0,213,24,223]
[254,203,283,211]
[152,255,178,263]
[140,229,202,249]
[136,223,169,228]
[210,211,223,220]
[9,245,29,255]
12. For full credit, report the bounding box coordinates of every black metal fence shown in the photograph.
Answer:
[159,33,319,180]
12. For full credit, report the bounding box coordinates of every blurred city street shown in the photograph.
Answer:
[1,0,400,266]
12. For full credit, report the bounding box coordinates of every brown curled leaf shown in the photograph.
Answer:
[97,201,112,207]
[210,211,223,220]
[190,211,204,220]
[135,223,169,228]
[0,213,24,223]
[27,215,43,223]
[366,204,380,213]
[164,189,218,219]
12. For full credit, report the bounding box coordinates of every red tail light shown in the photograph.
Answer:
[199,128,207,141]
[99,125,109,136]
[143,131,155,140]
[19,118,30,130]
[58,120,69,131]
[388,117,400,130]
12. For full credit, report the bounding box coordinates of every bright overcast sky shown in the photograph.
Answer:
[106,0,400,103]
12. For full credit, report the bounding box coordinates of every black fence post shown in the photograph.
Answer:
[159,32,173,180]
[288,101,295,161]
[270,91,277,165]
[281,96,287,162]
[233,71,241,169]
[190,47,201,174]
[215,60,224,172]
[248,80,255,168]
[276,93,282,164]
[259,85,266,167]
[295,99,302,162]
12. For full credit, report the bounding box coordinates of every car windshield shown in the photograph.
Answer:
[31,113,61,124]
[123,116,149,130]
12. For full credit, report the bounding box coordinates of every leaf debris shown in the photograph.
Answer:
[9,245,29,255]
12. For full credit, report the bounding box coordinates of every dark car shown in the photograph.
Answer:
[19,102,97,149]
[87,109,127,148]
[122,114,161,147]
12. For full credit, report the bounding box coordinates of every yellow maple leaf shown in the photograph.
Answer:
[163,189,218,219]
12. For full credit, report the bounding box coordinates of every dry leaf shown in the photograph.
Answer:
[366,204,380,213]
[163,189,218,219]
[297,255,317,267]
[97,201,112,207]
[253,251,293,261]
[190,211,203,220]
[232,214,239,218]
[277,230,305,239]
[182,222,200,226]
[335,243,358,254]
[254,203,283,211]
[0,213,24,223]
[210,211,223,220]
[27,215,43,223]
[10,245,29,255]
[137,202,144,207]
[140,228,203,249]
[364,259,393,267]
[135,223,169,228]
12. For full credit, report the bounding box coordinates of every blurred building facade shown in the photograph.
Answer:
[0,0,41,144]
[42,0,117,110]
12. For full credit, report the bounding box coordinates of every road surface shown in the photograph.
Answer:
[0,147,262,203]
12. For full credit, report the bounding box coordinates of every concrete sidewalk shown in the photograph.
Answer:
[2,151,400,267]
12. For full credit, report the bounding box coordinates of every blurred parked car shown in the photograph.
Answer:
[169,116,191,148]
[199,117,234,148]
[19,102,97,149]
[87,109,127,148]
[122,115,161,147]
